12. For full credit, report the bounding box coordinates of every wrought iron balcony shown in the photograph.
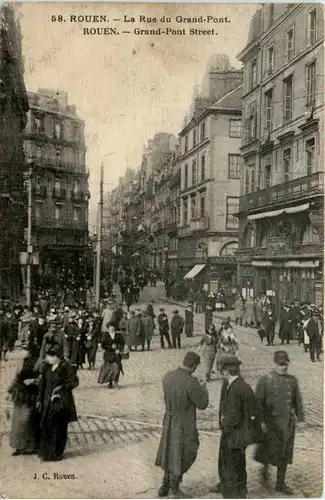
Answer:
[33,185,47,198]
[71,190,86,202]
[236,241,323,259]
[52,187,66,200]
[33,216,87,231]
[239,172,324,213]
[190,215,210,232]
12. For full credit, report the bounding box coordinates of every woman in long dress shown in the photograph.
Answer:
[198,323,219,382]
[7,344,40,455]
[37,344,79,462]
[97,324,125,388]
[216,318,239,370]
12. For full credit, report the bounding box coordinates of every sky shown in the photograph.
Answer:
[17,2,258,228]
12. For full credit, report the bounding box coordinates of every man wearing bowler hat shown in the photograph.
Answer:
[216,355,260,499]
[155,351,209,498]
[255,351,304,495]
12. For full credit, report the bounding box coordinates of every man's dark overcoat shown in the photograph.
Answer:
[155,367,209,477]
[255,371,304,466]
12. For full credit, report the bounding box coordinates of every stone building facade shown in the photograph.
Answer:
[178,58,243,293]
[236,3,324,312]
[23,89,89,280]
[0,5,29,299]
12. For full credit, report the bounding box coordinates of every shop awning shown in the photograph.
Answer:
[183,264,206,280]
[284,260,320,268]
[247,203,310,221]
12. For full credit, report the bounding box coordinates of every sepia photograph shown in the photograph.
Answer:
[0,1,324,498]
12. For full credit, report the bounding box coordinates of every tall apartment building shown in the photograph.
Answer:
[178,56,243,292]
[236,3,324,311]
[0,5,29,299]
[23,89,89,280]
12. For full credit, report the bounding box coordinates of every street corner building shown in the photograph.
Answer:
[177,55,243,293]
[236,3,324,315]
[0,4,29,300]
[23,89,90,286]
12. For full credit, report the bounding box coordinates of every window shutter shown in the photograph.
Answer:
[244,118,249,142]
[254,110,257,138]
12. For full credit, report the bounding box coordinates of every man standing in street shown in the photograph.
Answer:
[216,356,260,499]
[255,351,304,495]
[157,308,172,349]
[155,352,209,498]
[170,310,184,349]
[306,311,322,362]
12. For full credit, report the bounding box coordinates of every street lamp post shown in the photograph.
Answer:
[26,160,33,308]
[95,163,104,309]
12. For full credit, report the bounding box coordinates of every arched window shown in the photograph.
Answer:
[220,241,238,256]
[302,223,319,245]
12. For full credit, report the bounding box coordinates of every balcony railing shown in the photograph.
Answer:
[237,242,323,258]
[190,215,210,232]
[33,186,47,198]
[239,172,324,213]
[178,225,191,237]
[52,188,66,200]
[33,216,87,231]
[166,221,178,232]
[71,190,86,202]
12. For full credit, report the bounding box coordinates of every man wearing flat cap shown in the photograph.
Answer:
[255,350,304,495]
[216,355,260,499]
[155,351,209,498]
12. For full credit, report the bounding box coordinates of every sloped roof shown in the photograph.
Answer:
[210,84,243,111]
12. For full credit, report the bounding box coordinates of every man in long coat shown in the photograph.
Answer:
[155,351,209,498]
[216,356,260,499]
[126,310,141,351]
[184,306,194,337]
[255,350,304,495]
[141,311,155,351]
[279,303,293,344]
[170,310,184,349]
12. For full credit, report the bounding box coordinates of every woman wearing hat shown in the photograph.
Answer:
[97,324,125,389]
[198,323,219,382]
[216,318,239,371]
[7,343,40,456]
[37,343,79,462]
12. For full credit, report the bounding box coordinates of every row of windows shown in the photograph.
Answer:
[264,60,316,132]
[181,195,239,229]
[244,222,320,248]
[25,142,85,168]
[34,204,83,222]
[183,153,241,187]
[244,136,317,193]
[31,112,83,144]
[183,119,241,155]
[245,59,316,143]
[249,8,319,91]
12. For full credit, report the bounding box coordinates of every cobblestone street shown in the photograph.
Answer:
[0,286,323,498]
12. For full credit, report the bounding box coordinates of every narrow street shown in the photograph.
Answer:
[0,286,323,498]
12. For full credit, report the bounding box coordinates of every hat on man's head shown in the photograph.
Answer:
[219,355,241,370]
[160,308,165,312]
[183,351,201,368]
[173,310,179,314]
[46,344,62,357]
[274,350,290,365]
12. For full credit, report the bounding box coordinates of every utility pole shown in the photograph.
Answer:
[26,163,33,308]
[95,162,104,309]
